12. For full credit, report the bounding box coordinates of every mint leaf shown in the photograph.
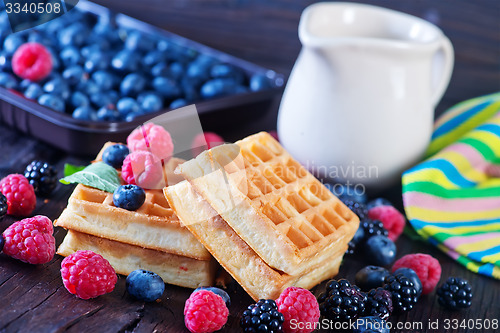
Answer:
[60,162,121,193]
[63,163,86,177]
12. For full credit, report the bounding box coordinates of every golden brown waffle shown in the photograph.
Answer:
[55,142,211,260]
[58,230,216,289]
[165,180,345,300]
[175,132,359,274]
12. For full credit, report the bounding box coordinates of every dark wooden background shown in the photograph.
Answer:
[1,0,499,332]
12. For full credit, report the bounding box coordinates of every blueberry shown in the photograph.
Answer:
[169,98,187,109]
[354,316,390,333]
[168,62,184,80]
[70,91,90,108]
[151,62,170,77]
[120,73,146,96]
[24,83,43,100]
[91,70,116,90]
[58,23,88,47]
[112,50,140,72]
[43,80,70,100]
[355,266,390,291]
[113,184,146,211]
[81,44,102,59]
[152,77,181,99]
[210,63,245,83]
[60,47,82,66]
[79,80,100,96]
[84,52,110,72]
[394,268,423,297]
[194,287,231,306]
[250,73,273,91]
[125,31,156,52]
[364,236,396,266]
[367,198,393,210]
[142,50,165,68]
[126,269,165,302]
[103,144,129,169]
[200,78,239,99]
[186,61,211,82]
[0,72,17,89]
[138,92,163,113]
[62,66,85,86]
[125,111,146,122]
[180,78,200,102]
[117,97,141,116]
[352,226,365,245]
[0,53,12,72]
[96,107,121,122]
[3,34,24,55]
[72,106,95,121]
[38,94,65,112]
[91,91,119,108]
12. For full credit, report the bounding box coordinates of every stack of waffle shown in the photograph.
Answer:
[55,143,216,289]
[165,132,359,300]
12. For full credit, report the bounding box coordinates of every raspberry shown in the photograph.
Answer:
[121,151,164,190]
[61,250,117,299]
[276,287,320,333]
[2,215,55,264]
[184,289,229,333]
[127,123,174,161]
[392,253,441,295]
[0,174,36,216]
[191,132,224,157]
[368,205,405,241]
[12,42,53,82]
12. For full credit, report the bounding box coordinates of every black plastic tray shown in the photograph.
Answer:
[0,1,284,156]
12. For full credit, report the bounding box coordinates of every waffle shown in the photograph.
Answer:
[57,230,216,289]
[175,132,359,274]
[165,180,345,300]
[55,142,211,260]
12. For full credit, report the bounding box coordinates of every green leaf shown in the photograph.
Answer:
[60,162,121,193]
[63,163,86,177]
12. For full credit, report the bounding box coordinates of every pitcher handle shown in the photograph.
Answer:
[432,36,454,107]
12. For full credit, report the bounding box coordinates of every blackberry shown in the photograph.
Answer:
[364,288,393,320]
[346,241,356,255]
[24,160,58,196]
[318,279,367,321]
[342,200,368,220]
[436,277,473,310]
[383,273,418,313]
[240,299,284,333]
[361,219,389,239]
[0,192,7,218]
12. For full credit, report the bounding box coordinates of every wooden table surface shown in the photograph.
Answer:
[1,0,499,332]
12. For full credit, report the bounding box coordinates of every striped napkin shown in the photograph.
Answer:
[402,92,500,279]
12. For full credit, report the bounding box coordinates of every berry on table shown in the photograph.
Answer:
[0,174,36,216]
[391,253,441,295]
[2,215,55,264]
[113,184,146,211]
[276,287,320,333]
[364,235,396,266]
[393,267,423,297]
[354,316,390,333]
[240,299,284,333]
[436,277,473,310]
[355,266,390,291]
[361,219,389,240]
[318,279,367,322]
[383,273,418,313]
[342,200,368,220]
[185,289,229,333]
[24,160,58,196]
[363,288,393,320]
[61,250,117,299]
[38,94,65,112]
[368,205,405,241]
[193,286,231,307]
[12,42,53,81]
[102,144,129,169]
[126,269,165,302]
[0,192,7,218]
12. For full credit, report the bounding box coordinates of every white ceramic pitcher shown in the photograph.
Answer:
[278,2,453,189]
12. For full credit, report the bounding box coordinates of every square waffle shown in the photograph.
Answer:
[175,132,359,274]
[165,180,345,300]
[58,230,216,289]
[55,142,211,260]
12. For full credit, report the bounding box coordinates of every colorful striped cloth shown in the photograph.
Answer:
[402,92,500,279]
